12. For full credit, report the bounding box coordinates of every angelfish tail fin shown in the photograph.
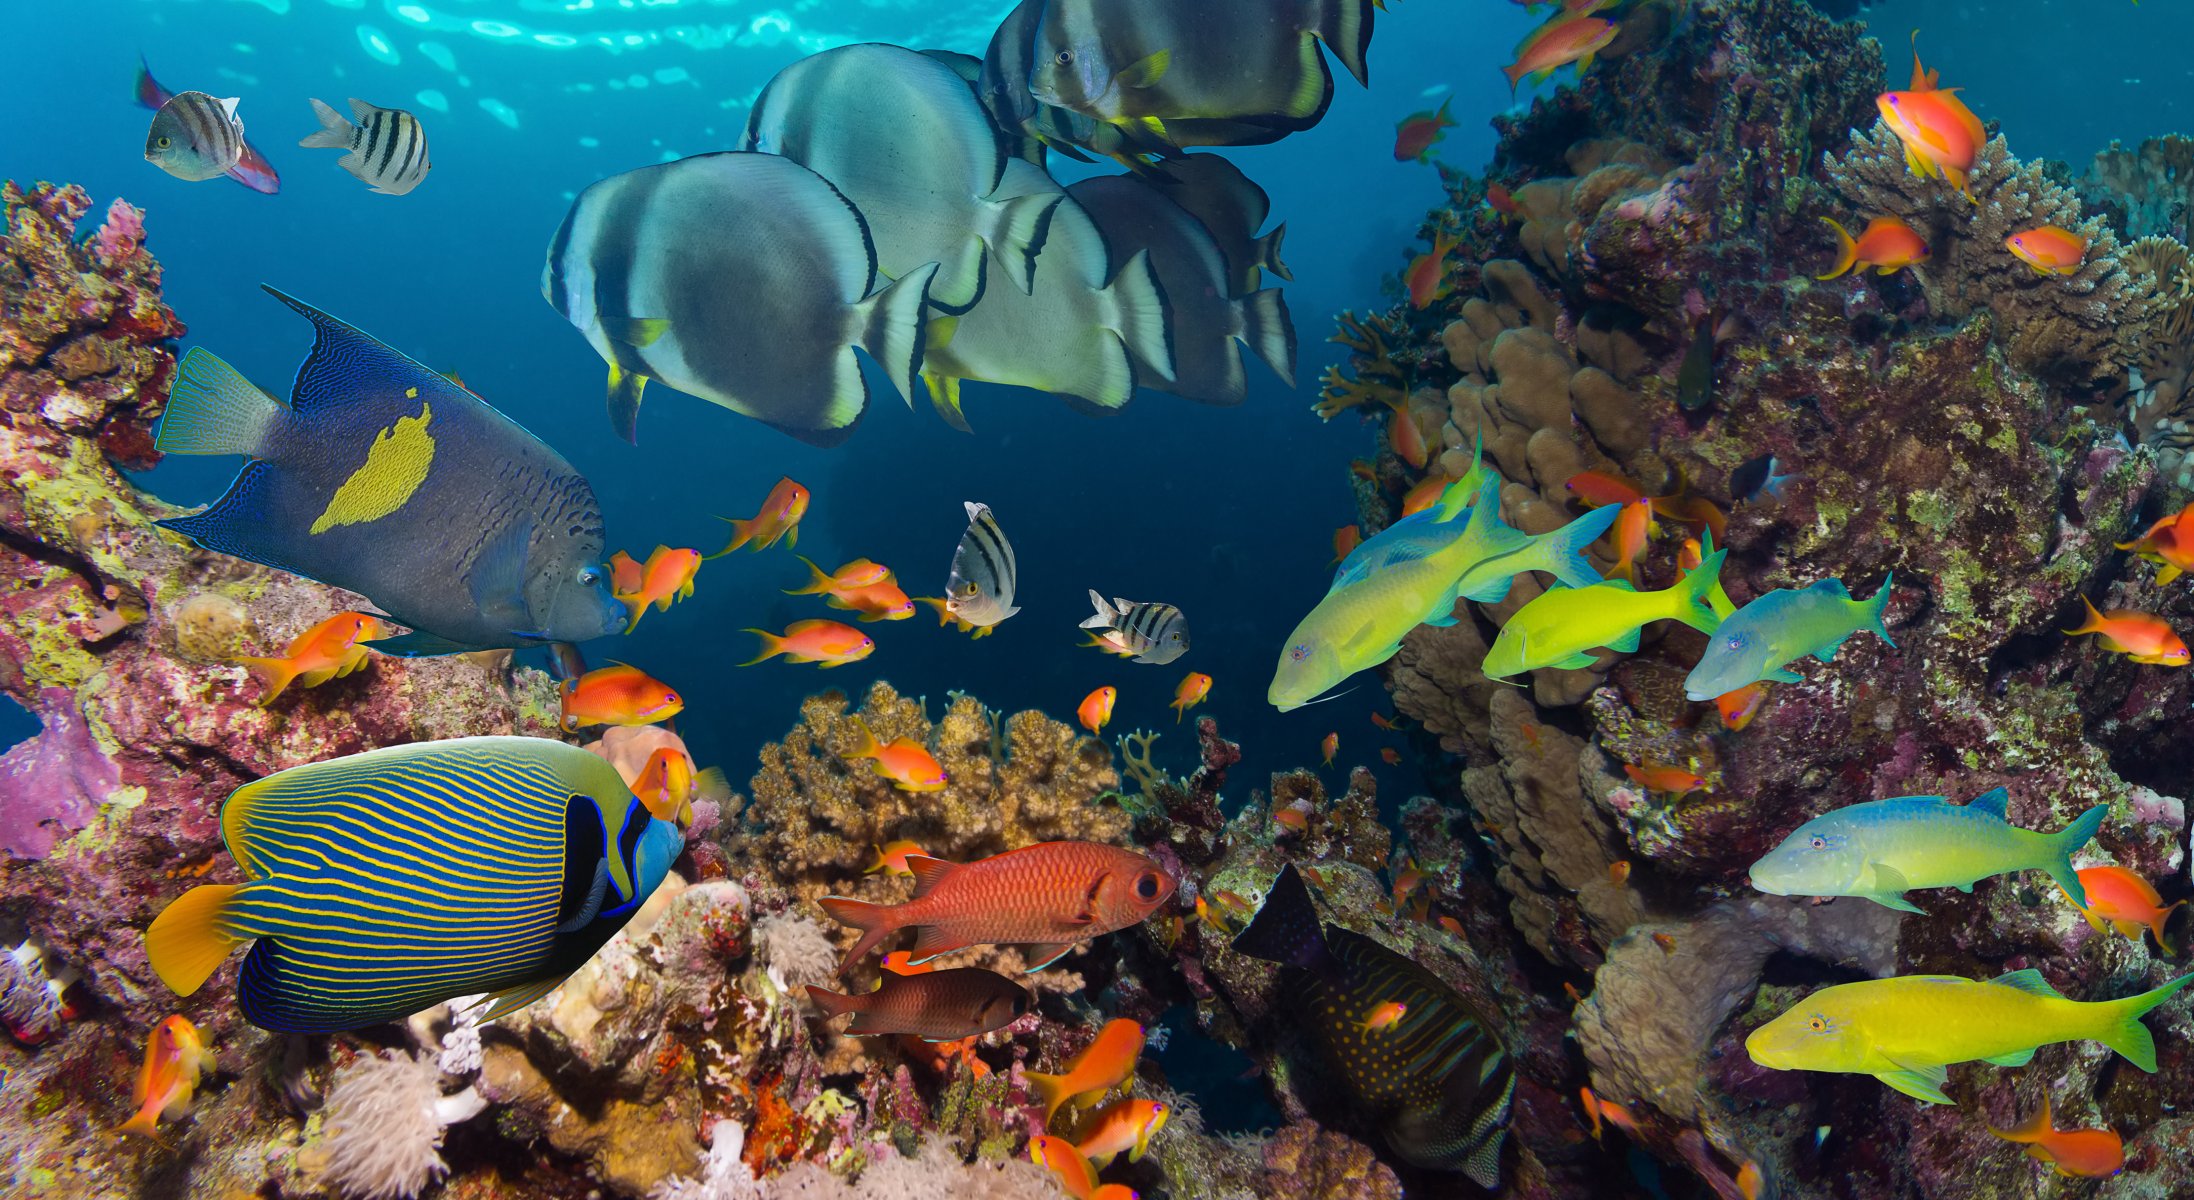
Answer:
[1108,249,1175,388]
[1311,0,1376,88]
[156,348,282,457]
[145,883,246,996]
[1257,223,1293,282]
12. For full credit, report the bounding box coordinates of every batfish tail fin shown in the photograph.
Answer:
[2094,972,2194,1072]
[156,348,282,457]
[1311,0,1376,87]
[2042,804,2109,908]
[299,98,352,149]
[855,262,940,411]
[145,883,245,997]
[1257,223,1293,282]
[1108,249,1175,390]
[984,192,1063,296]
[1239,287,1297,387]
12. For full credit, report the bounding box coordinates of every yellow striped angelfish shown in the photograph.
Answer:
[145,737,685,1033]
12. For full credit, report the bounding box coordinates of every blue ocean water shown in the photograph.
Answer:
[3,0,2182,794]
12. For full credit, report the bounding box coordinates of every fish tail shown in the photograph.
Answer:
[1311,0,1376,87]
[1987,1095,2050,1143]
[818,896,895,974]
[982,191,1063,297]
[1238,286,1297,388]
[710,517,756,558]
[234,655,299,706]
[155,348,282,457]
[144,883,245,996]
[736,629,784,666]
[1230,864,1338,975]
[784,556,834,596]
[2154,902,2185,957]
[2093,971,2194,1071]
[803,984,864,1020]
[846,718,883,761]
[621,594,649,634]
[853,261,940,413]
[1814,217,1858,280]
[117,1103,164,1139]
[1108,249,1176,389]
[1540,503,1623,588]
[1026,1070,1077,1125]
[133,54,169,110]
[1080,589,1118,630]
[1862,571,1896,647]
[2063,595,2105,637]
[2041,804,2108,908]
[1257,223,1293,282]
[1670,549,1730,635]
[298,97,353,149]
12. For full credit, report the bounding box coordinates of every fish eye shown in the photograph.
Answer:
[1289,642,1311,662]
[579,566,602,585]
[1808,835,1827,850]
[1135,872,1161,900]
[1723,633,1747,651]
[1054,49,1073,65]
[156,136,172,148]
[1807,1015,1829,1032]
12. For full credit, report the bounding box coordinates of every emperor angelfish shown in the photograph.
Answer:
[1082,591,1189,665]
[1233,865,1515,1187]
[144,737,687,1032]
[941,502,1020,632]
[145,91,244,182]
[298,98,430,196]
[155,287,624,655]
[920,159,1175,430]
[1069,174,1295,405]
[741,43,1062,315]
[1026,0,1377,148]
[543,151,937,446]
[1139,154,1292,292]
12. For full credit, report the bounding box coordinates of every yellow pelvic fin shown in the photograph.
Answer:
[308,402,435,535]
[1115,49,1171,89]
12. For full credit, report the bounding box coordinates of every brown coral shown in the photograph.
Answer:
[2121,234,2194,490]
[2082,133,2194,242]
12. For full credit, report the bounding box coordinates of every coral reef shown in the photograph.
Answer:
[315,1050,486,1200]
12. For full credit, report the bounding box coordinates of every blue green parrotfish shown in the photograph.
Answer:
[154,287,625,655]
[1683,575,1895,700]
[144,737,684,1033]
[1749,786,2109,913]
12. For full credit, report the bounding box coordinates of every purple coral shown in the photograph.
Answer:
[0,687,119,859]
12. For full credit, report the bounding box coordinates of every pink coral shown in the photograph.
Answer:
[89,198,146,267]
[0,686,118,858]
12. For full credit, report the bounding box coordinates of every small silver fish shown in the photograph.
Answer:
[145,91,244,182]
[300,98,430,196]
[1082,591,1189,664]
[942,502,1020,630]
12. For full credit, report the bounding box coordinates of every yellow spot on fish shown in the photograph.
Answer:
[309,402,435,535]
[405,386,418,399]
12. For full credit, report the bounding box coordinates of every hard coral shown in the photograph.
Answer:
[2082,134,2194,242]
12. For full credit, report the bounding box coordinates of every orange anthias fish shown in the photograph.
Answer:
[1624,763,1705,796]
[559,663,683,732]
[1379,747,1402,766]
[1987,1096,2125,1178]
[1078,686,1118,735]
[1678,535,1704,571]
[1400,474,1455,518]
[1391,858,1423,903]
[880,950,933,975]
[1170,673,1213,723]
[1606,499,1653,584]
[1485,182,1520,218]
[711,476,809,556]
[1579,1086,1642,1141]
[1356,1000,1408,1032]
[1716,682,1770,731]
[618,545,704,632]
[631,746,720,828]
[2117,503,2194,585]
[1405,233,1459,309]
[1273,804,1312,832]
[1032,1135,1100,1200]
[867,839,932,878]
[1389,406,1431,469]
[2063,597,2191,665]
[1567,469,1647,508]
[740,619,875,667]
[1370,711,1411,731]
[1504,16,1619,92]
[845,719,947,792]
[787,557,913,621]
[2059,865,2184,953]
[819,841,1177,973]
[608,550,645,596]
[1877,33,1985,202]
[1736,1161,1764,1200]
[117,1015,216,1138]
[1076,1097,1171,1168]
[1321,732,1338,765]
[234,611,386,706]
[1816,216,1930,279]
[1028,1017,1145,1124]
[1393,97,1456,163]
[2005,226,2088,276]
[1608,860,1632,886]
[1331,525,1363,565]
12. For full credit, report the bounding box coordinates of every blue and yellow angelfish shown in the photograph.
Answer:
[145,737,684,1033]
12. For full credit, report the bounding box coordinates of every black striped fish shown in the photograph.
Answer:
[144,91,244,182]
[1232,864,1514,1188]
[299,98,431,196]
[144,737,685,1033]
[1080,591,1190,665]
[931,501,1020,636]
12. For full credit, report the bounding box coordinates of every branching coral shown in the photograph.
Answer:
[2121,235,2194,489]
[1823,125,2168,387]
[317,1050,486,1200]
[2082,134,2194,242]
[1313,311,1411,420]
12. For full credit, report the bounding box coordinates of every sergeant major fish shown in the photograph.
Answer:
[144,90,244,182]
[154,288,624,655]
[1082,591,1190,665]
[927,502,1020,636]
[136,58,276,192]
[298,98,430,196]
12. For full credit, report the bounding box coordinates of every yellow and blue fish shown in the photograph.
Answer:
[1684,575,1895,700]
[144,736,684,1033]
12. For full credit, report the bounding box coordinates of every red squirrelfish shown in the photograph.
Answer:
[845,719,947,792]
[739,619,874,667]
[1624,763,1705,796]
[1716,682,1770,731]
[1171,672,1213,722]
[1078,686,1118,735]
[2063,597,2190,665]
[712,476,809,555]
[234,611,386,705]
[1076,1097,1171,1168]
[117,1015,217,1137]
[1405,233,1459,309]
[2059,865,2183,953]
[867,840,931,878]
[819,842,1177,974]
[1027,1017,1144,1124]
[805,966,1029,1041]
[788,556,913,621]
[1987,1096,2125,1178]
[619,545,703,631]
[1877,33,1985,202]
[1504,16,1619,93]
[1816,216,1930,279]
[1331,524,1363,565]
[1321,732,1338,765]
[2117,503,2194,585]
[1389,405,1431,469]
[1393,97,1456,163]
[2005,226,2088,276]
[559,662,682,731]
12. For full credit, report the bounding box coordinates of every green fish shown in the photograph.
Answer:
[144,737,685,1033]
[1480,550,1728,680]
[1748,787,2108,913]
[1683,575,1895,700]
[156,288,625,655]
[1747,969,2193,1105]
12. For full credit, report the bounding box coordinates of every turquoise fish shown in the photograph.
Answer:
[1684,576,1894,700]
[1749,786,2108,912]
[1480,550,1727,680]
[144,737,683,1033]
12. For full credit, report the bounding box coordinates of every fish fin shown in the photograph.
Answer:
[1026,1070,1074,1125]
[1671,549,1729,635]
[907,925,967,963]
[818,896,894,974]
[983,192,1063,297]
[345,97,377,123]
[1459,577,1512,604]
[2160,564,2183,586]
[1257,223,1294,282]
[1238,287,1297,388]
[234,655,300,706]
[2042,804,2109,909]
[1865,892,1926,915]
[1965,786,2009,819]
[2095,972,2193,1071]
[608,318,669,349]
[260,286,442,417]
[362,629,480,656]
[1990,968,2063,998]
[134,55,171,109]
[1815,631,1855,662]
[1422,601,1463,627]
[1105,249,1174,392]
[1080,590,1118,629]
[467,519,536,634]
[1114,49,1171,89]
[1863,573,1897,648]
[1983,1048,2036,1067]
[804,985,862,1019]
[1230,863,1338,975]
[854,261,940,414]
[1870,861,1912,894]
[606,361,648,445]
[144,883,246,997]
[1023,942,1076,971]
[555,858,612,932]
[923,373,974,433]
[1608,629,1642,653]
[1814,217,1858,280]
[298,98,352,149]
[1873,1063,1952,1105]
[1553,652,1599,669]
[1766,667,1805,683]
[472,974,568,1022]
[1540,503,1623,588]
[906,855,957,900]
[710,516,757,559]
[156,348,283,457]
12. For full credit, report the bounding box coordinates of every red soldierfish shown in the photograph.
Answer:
[820,842,1177,974]
[805,966,1029,1041]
